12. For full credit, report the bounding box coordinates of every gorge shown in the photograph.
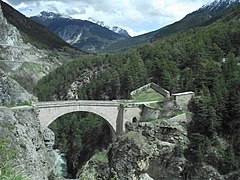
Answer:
[1,0,240,179]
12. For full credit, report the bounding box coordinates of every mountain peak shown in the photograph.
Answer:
[200,0,240,12]
[38,11,72,19]
[88,17,131,38]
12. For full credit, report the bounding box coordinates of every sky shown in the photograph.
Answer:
[2,0,212,36]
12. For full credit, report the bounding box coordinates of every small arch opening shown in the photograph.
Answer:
[132,117,138,123]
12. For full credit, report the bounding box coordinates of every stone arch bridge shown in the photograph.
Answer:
[34,100,142,137]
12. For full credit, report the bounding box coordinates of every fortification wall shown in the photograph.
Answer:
[172,92,194,111]
[151,83,170,97]
[130,83,151,98]
[130,83,170,98]
[141,105,161,120]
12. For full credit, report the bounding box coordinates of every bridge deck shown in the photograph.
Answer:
[34,100,164,108]
[34,100,120,108]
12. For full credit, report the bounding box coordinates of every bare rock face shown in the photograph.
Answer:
[108,114,190,180]
[43,128,55,151]
[78,113,224,179]
[66,65,109,100]
[0,2,23,46]
[0,2,47,67]
[110,131,155,179]
[109,113,225,180]
[0,69,37,105]
[0,2,56,90]
[0,107,55,179]
[78,151,110,179]
[185,164,224,180]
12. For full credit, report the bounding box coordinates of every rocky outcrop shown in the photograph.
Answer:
[109,115,189,179]
[109,113,226,180]
[0,106,55,180]
[78,151,110,179]
[77,114,190,180]
[0,2,23,46]
[109,131,155,179]
[77,111,226,179]
[43,128,55,151]
[66,65,109,100]
[184,164,224,180]
[0,69,37,105]
[0,2,52,91]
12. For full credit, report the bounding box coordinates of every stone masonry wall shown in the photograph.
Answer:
[130,83,170,98]
[151,83,170,97]
[172,92,194,111]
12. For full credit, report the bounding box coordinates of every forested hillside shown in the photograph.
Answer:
[102,0,239,53]
[34,5,240,178]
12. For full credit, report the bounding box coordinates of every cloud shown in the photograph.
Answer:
[3,0,211,36]
[65,8,85,16]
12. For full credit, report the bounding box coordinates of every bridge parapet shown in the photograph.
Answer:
[34,100,120,109]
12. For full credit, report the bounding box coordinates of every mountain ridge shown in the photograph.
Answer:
[200,0,240,12]
[30,11,130,52]
[103,0,240,52]
[88,17,131,38]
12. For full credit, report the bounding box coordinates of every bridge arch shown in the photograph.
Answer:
[45,109,117,139]
[35,100,143,137]
[35,101,121,137]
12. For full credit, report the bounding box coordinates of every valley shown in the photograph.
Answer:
[0,0,240,179]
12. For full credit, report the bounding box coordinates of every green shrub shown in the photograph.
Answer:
[0,137,27,180]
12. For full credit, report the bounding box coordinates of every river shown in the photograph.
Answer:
[54,149,68,178]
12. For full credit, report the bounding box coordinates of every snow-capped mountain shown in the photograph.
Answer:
[199,0,240,12]
[31,12,130,52]
[31,11,73,26]
[88,17,131,38]
[38,11,72,19]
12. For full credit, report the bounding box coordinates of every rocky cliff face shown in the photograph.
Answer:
[0,2,53,90]
[109,114,190,180]
[0,2,83,91]
[0,65,55,179]
[0,69,37,105]
[0,106,55,179]
[77,114,190,179]
[0,2,47,67]
[78,113,226,179]
[0,2,23,46]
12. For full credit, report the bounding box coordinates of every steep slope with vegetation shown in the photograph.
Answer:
[34,4,240,179]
